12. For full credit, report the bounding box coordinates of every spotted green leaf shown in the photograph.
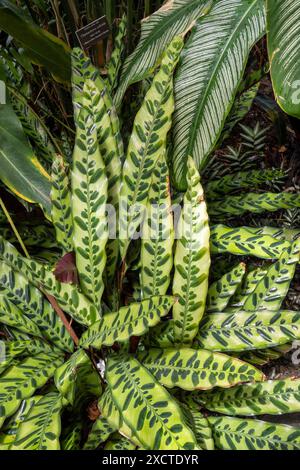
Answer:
[137,348,263,391]
[61,421,83,450]
[0,261,73,352]
[145,319,175,349]
[0,237,97,326]
[104,433,137,450]
[106,14,127,95]
[54,349,102,406]
[106,354,199,450]
[172,157,210,345]
[10,393,63,450]
[71,48,123,288]
[72,80,108,310]
[206,169,284,199]
[80,296,175,349]
[0,294,42,338]
[119,37,183,262]
[51,154,73,253]
[181,406,214,450]
[208,415,300,450]
[0,354,63,421]
[141,152,174,297]
[210,224,292,260]
[84,416,116,450]
[209,192,300,218]
[229,267,268,309]
[206,263,246,313]
[200,377,300,416]
[0,396,41,448]
[195,309,300,352]
[172,0,265,188]
[243,238,300,312]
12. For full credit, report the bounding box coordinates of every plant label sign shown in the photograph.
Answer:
[76,16,110,49]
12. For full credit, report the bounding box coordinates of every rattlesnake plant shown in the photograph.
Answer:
[0,37,300,452]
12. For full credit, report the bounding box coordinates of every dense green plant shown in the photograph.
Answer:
[0,32,299,451]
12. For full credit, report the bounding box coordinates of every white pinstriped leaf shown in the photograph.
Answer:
[114,0,213,107]
[172,0,266,189]
[267,0,300,118]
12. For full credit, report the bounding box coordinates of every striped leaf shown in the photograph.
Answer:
[106,354,199,450]
[72,80,108,310]
[0,354,63,421]
[172,157,210,345]
[267,0,300,118]
[54,349,102,406]
[137,348,264,390]
[208,416,300,450]
[51,155,73,254]
[0,237,97,326]
[206,263,246,313]
[205,169,284,199]
[210,224,292,260]
[10,393,63,450]
[172,0,266,189]
[243,238,300,312]
[201,377,300,416]
[209,191,300,218]
[145,319,176,349]
[72,48,123,287]
[119,37,183,262]
[141,152,174,297]
[114,0,213,107]
[195,309,300,352]
[0,262,73,352]
[61,422,83,451]
[80,296,175,349]
[106,14,127,95]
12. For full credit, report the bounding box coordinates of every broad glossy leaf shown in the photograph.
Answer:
[106,354,199,450]
[0,0,71,83]
[80,296,175,349]
[0,354,63,421]
[0,104,51,214]
[137,348,263,390]
[206,263,246,312]
[172,157,210,344]
[0,396,41,448]
[172,0,265,188]
[208,415,300,450]
[201,377,300,416]
[114,0,213,106]
[51,155,73,254]
[141,152,174,297]
[11,393,63,450]
[0,237,97,326]
[195,309,300,352]
[267,0,300,118]
[0,261,73,352]
[119,37,183,261]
